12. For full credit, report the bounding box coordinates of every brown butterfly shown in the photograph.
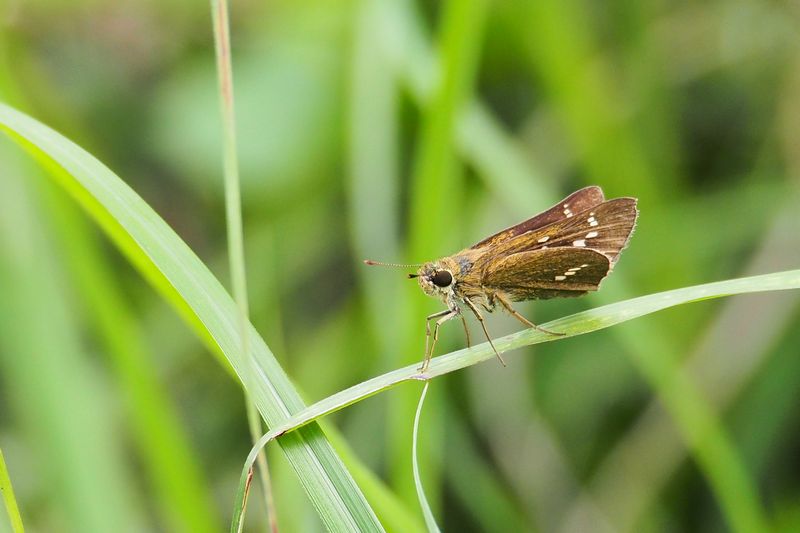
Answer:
[366,186,638,372]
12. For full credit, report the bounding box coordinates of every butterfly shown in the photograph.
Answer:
[367,186,638,371]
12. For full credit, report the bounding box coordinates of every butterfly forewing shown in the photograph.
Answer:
[482,248,611,300]
[530,197,638,265]
[473,197,638,269]
[471,186,606,249]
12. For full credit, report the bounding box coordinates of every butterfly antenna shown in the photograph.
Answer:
[364,259,423,278]
[363,259,422,268]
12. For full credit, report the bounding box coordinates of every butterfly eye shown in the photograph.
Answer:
[431,270,453,287]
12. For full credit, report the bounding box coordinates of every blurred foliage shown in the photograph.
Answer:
[1,0,800,531]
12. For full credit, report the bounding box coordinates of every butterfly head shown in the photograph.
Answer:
[411,259,458,299]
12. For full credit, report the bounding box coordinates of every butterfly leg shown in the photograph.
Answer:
[460,314,472,348]
[463,298,506,367]
[421,308,458,372]
[495,292,565,336]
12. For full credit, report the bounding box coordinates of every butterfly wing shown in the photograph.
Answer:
[477,197,638,267]
[471,186,606,249]
[481,248,612,301]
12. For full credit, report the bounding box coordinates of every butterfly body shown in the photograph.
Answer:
[410,186,638,372]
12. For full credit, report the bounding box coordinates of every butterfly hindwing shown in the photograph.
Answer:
[481,248,612,301]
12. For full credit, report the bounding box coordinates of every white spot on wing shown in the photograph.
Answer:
[538,236,550,243]
[554,275,566,281]
[589,220,599,227]
[568,267,582,272]
[565,271,576,276]
[586,231,599,238]
[573,239,586,247]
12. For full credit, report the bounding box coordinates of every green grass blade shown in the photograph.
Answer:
[323,426,425,533]
[0,448,24,533]
[209,0,276,527]
[0,102,383,532]
[412,383,440,532]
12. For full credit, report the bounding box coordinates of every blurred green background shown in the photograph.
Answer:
[2,0,800,531]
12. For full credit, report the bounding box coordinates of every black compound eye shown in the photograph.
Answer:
[431,270,453,287]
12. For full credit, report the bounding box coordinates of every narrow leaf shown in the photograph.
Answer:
[412,383,440,532]
[0,102,383,532]
[230,269,800,519]
[0,448,24,533]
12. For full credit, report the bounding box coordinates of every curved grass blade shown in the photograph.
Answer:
[230,268,800,521]
[0,102,383,532]
[412,382,440,532]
